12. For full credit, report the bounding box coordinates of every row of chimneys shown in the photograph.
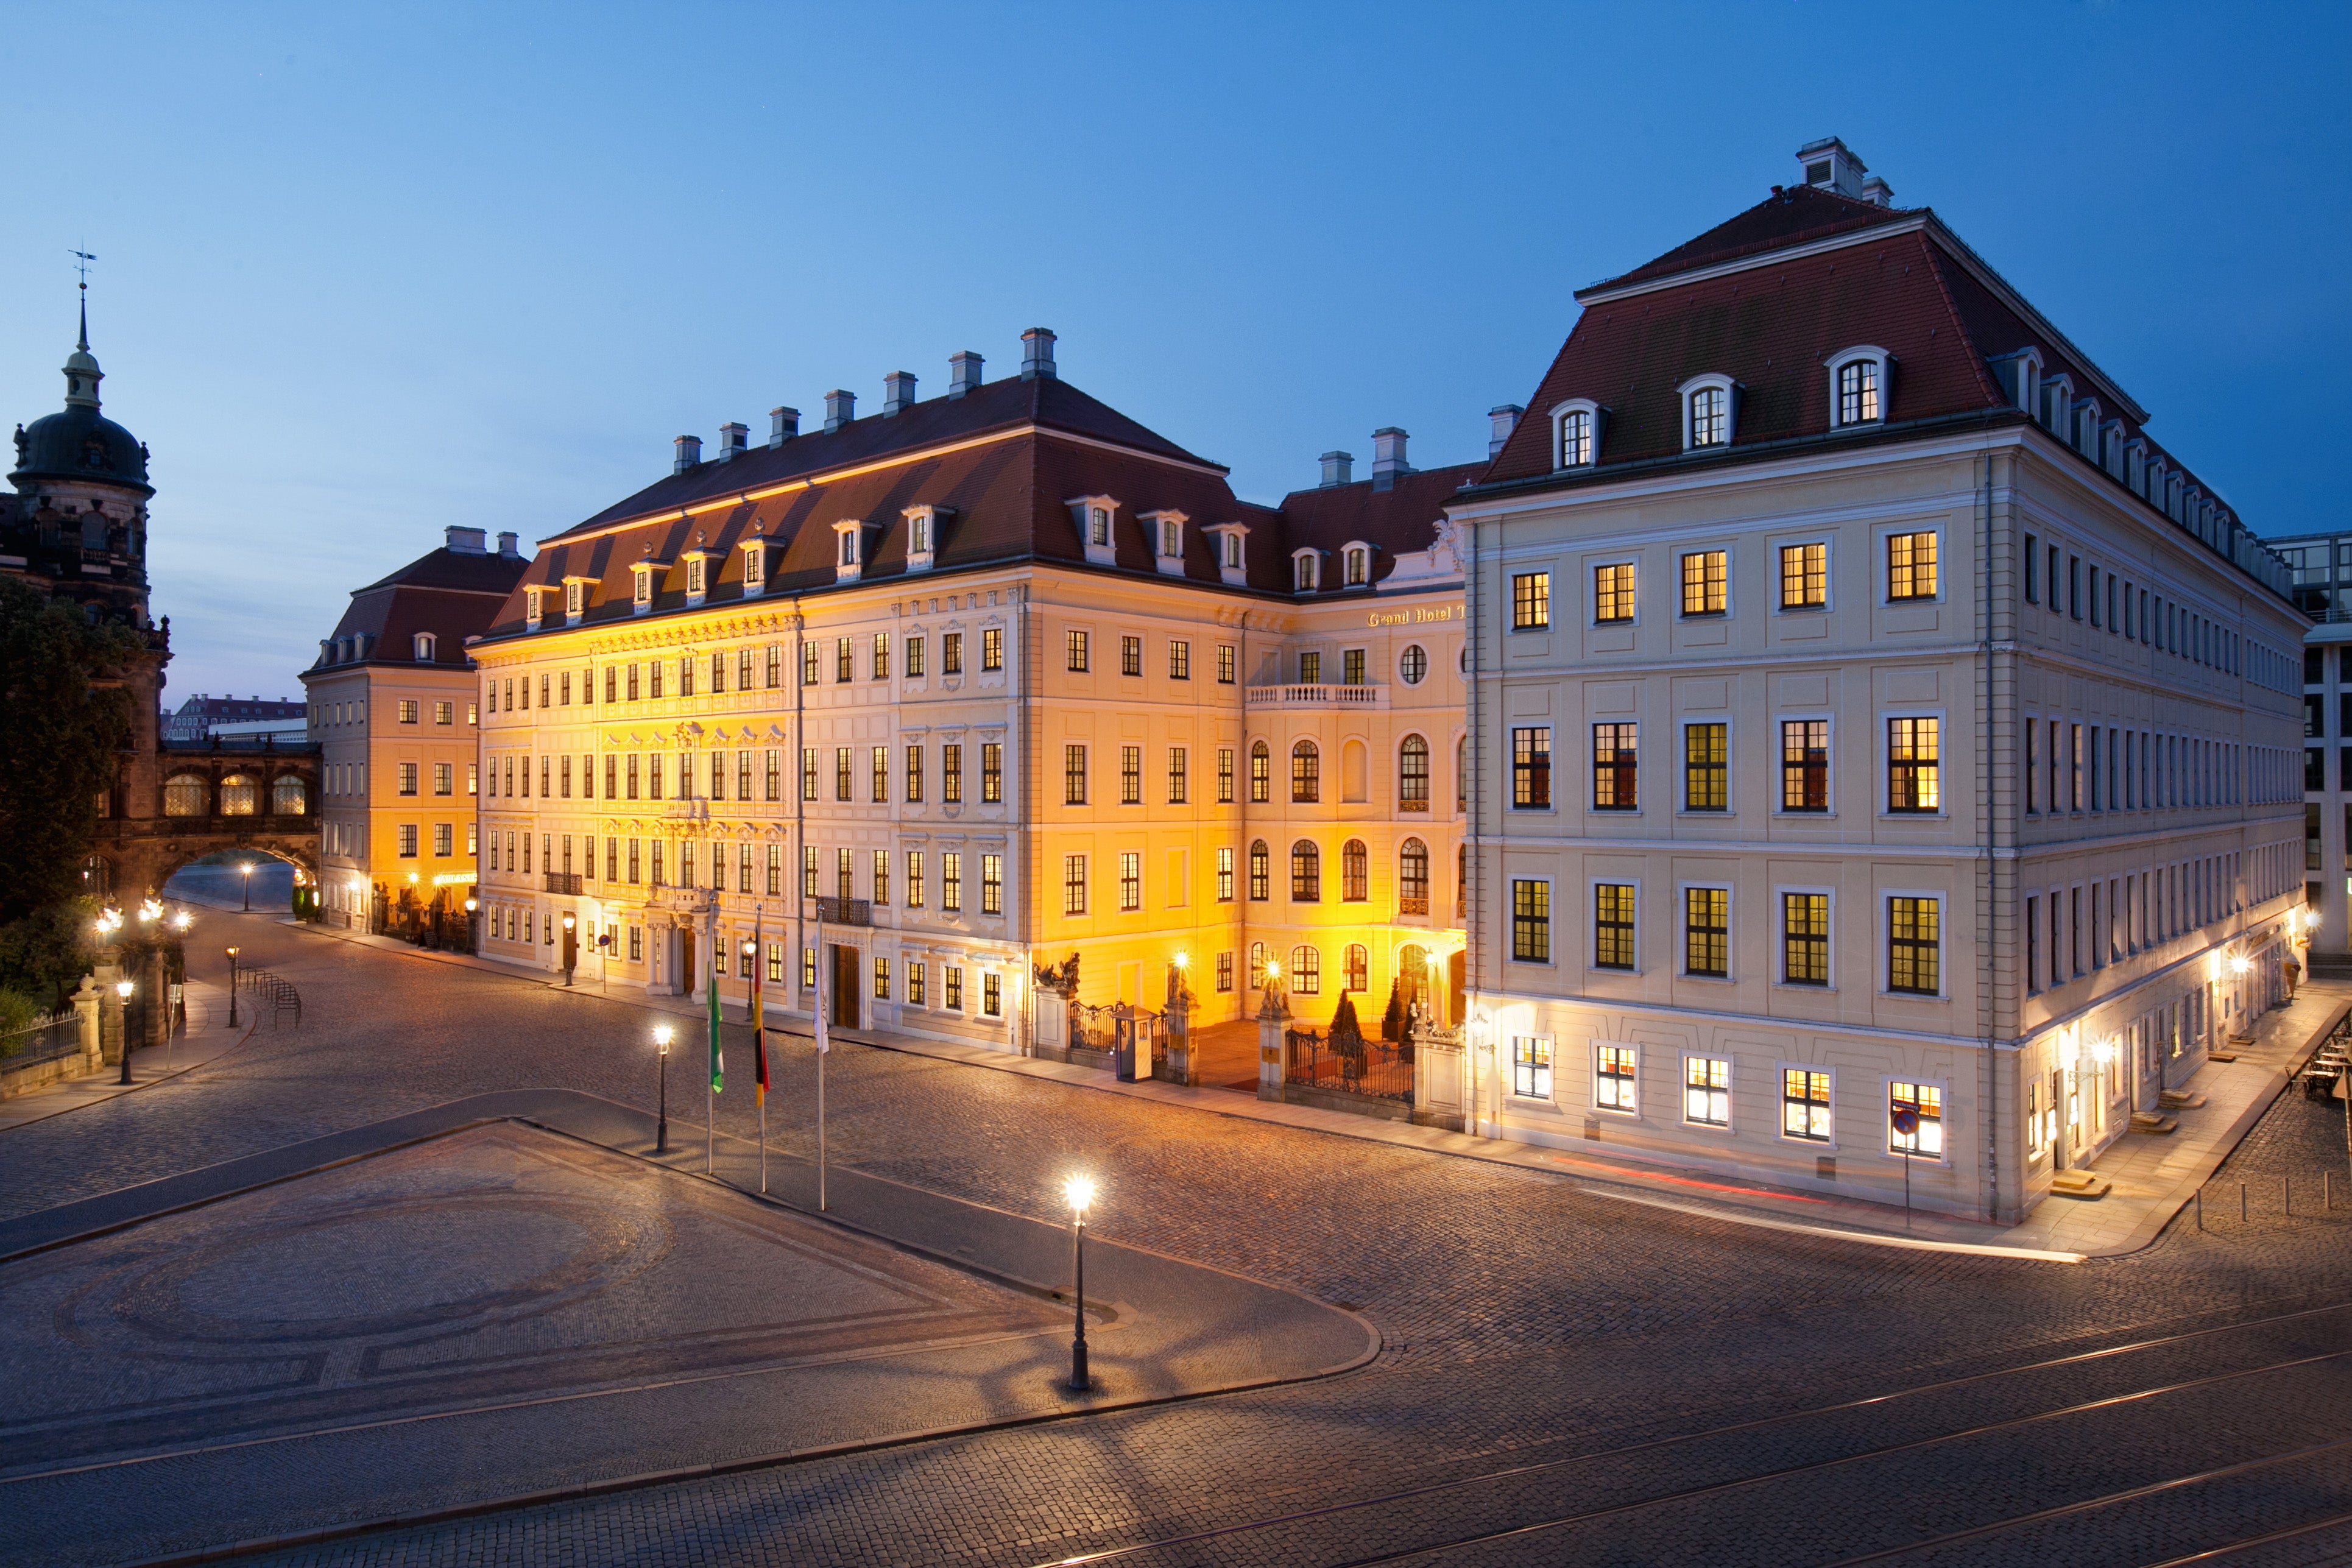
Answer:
[445,526,522,558]
[1314,404,1528,491]
[675,329,1059,474]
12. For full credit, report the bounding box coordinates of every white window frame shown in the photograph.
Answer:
[1881,709,1950,820]
[1676,881,1734,981]
[1589,557,1639,626]
[1341,540,1372,588]
[1773,713,1836,818]
[1291,548,1324,593]
[1885,1075,1951,1164]
[1592,1040,1639,1116]
[1550,397,1602,470]
[562,577,593,626]
[1770,533,1834,614]
[1676,546,1732,620]
[1207,522,1249,586]
[1879,523,1943,605]
[1678,373,1738,451]
[1142,508,1188,577]
[1067,494,1121,567]
[832,520,867,582]
[682,551,712,605]
[740,539,768,593]
[1676,716,1735,817]
[1778,1061,1837,1148]
[1586,875,1638,975]
[1511,1034,1555,1101]
[1879,886,1949,1001]
[524,587,544,630]
[414,632,437,661]
[1683,1053,1734,1132]
[1826,345,1891,428]
[1774,883,1837,991]
[632,562,657,614]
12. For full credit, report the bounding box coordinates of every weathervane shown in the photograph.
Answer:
[70,248,96,289]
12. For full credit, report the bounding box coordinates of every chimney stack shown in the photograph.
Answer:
[444,525,487,555]
[496,531,520,558]
[718,422,749,461]
[1795,135,1876,200]
[1857,173,1895,207]
[1020,328,1057,381]
[1488,404,1524,459]
[1370,428,1411,492]
[770,406,799,447]
[883,370,917,415]
[824,389,856,432]
[674,434,702,474]
[1319,450,1354,487]
[948,350,984,398]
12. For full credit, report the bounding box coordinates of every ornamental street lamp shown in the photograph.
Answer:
[240,862,255,912]
[225,945,240,1028]
[654,1024,674,1154]
[1064,1174,1097,1391]
[115,979,134,1085]
[561,912,577,986]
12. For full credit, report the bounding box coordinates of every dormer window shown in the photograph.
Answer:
[632,562,656,613]
[1140,509,1187,577]
[685,556,706,596]
[1207,523,1249,587]
[1828,348,1888,427]
[833,519,869,582]
[414,632,437,662]
[1293,550,1322,593]
[900,504,950,574]
[524,588,545,630]
[741,539,766,593]
[563,579,585,621]
[1160,518,1181,557]
[1343,543,1371,588]
[910,512,931,554]
[1551,399,1602,469]
[1679,375,1737,450]
[1089,507,1111,546]
[1066,495,1121,567]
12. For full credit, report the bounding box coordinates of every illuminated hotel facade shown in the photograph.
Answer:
[470,331,1469,1050]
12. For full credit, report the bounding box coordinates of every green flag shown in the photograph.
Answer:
[708,939,724,1093]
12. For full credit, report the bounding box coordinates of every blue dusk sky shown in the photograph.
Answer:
[2,2,2345,701]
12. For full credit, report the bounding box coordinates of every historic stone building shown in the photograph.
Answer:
[302,528,529,939]
[1452,140,2308,1223]
[472,331,1468,1050]
[5,303,318,901]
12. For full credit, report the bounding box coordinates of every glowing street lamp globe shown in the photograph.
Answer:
[1064,1175,1097,1217]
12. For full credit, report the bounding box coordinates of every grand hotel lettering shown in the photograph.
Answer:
[1366,602,1463,628]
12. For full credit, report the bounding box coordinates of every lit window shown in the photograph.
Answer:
[1511,878,1550,961]
[1833,353,1884,426]
[1291,741,1319,803]
[1781,721,1829,811]
[1779,543,1827,609]
[1686,1057,1731,1127]
[1290,839,1320,902]
[1513,726,1552,809]
[1250,742,1271,803]
[1398,838,1429,914]
[1594,883,1634,969]
[1512,571,1550,629]
[1887,531,1938,600]
[1067,630,1090,672]
[1340,839,1368,902]
[1294,554,1319,592]
[1888,896,1941,995]
[1890,1081,1943,1157]
[1558,408,1592,468]
[1592,722,1637,810]
[1248,840,1270,901]
[1399,645,1427,685]
[1399,735,1430,811]
[1683,888,1728,977]
[1121,635,1142,677]
[1783,1068,1833,1142]
[1594,563,1636,623]
[1783,892,1829,984]
[1679,551,1726,616]
[1288,945,1321,995]
[1119,852,1140,911]
[1064,855,1087,914]
[1513,1037,1553,1098]
[1888,718,1941,812]
[1597,1044,1637,1112]
[1687,384,1729,448]
[1683,723,1726,811]
[1344,546,1368,587]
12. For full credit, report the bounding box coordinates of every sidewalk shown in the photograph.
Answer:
[0,980,252,1133]
[264,911,2336,1263]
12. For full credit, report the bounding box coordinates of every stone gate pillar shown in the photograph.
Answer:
[1255,977,1290,1102]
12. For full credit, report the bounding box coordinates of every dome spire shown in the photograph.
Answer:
[62,257,101,411]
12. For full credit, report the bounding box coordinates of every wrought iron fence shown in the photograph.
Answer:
[0,1011,82,1070]
[1285,1023,1413,1103]
[236,967,303,1027]
[809,896,871,928]
[1069,1001,1165,1072]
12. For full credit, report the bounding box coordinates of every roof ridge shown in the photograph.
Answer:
[1915,233,2009,411]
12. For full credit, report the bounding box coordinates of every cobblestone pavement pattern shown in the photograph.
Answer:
[5,913,2352,1566]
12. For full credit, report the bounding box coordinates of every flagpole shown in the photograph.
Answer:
[755,904,768,1196]
[705,894,716,1176]
[815,905,827,1212]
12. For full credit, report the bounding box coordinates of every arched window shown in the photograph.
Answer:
[1248,840,1271,902]
[1684,380,1732,448]
[163,774,209,818]
[272,775,309,816]
[217,774,258,816]
[1399,735,1430,811]
[1456,735,1467,812]
[1292,741,1319,803]
[1344,546,1369,587]
[1400,838,1429,914]
[1250,741,1271,803]
[1344,944,1369,993]
[1249,941,1270,989]
[414,632,437,662]
[1341,838,1369,901]
[1290,839,1321,902]
[1289,945,1321,995]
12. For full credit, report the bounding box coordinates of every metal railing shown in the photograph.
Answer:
[543,872,584,895]
[0,1011,82,1070]
[236,967,303,1026]
[810,896,871,927]
[1285,1023,1413,1103]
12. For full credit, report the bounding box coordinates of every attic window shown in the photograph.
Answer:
[1294,552,1320,593]
[414,633,437,662]
[741,541,765,589]
[564,581,584,618]
[1344,546,1369,587]
[1679,375,1737,450]
[525,588,545,629]
[839,529,858,567]
[1088,507,1111,548]
[686,556,707,595]
[1828,348,1889,428]
[1224,532,1243,568]
[910,513,931,554]
[1160,518,1181,558]
[632,563,654,607]
[1551,399,1602,470]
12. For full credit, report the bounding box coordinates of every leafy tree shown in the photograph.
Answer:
[0,897,98,1015]
[0,577,137,926]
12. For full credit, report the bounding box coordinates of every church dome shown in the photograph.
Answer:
[9,304,152,495]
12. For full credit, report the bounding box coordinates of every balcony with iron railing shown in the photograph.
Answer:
[1246,683,1387,708]
[808,895,871,927]
[543,872,584,895]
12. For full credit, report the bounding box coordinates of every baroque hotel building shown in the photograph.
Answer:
[473,139,2304,1221]
[474,327,1470,1051]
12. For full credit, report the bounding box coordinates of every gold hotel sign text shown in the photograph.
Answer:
[1366,603,1463,628]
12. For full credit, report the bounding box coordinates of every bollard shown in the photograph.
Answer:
[2329,1171,2336,1210]
[2242,1182,2248,1223]
[2286,1176,2291,1217]
[2195,1187,2203,1231]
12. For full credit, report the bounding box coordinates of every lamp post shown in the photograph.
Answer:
[240,862,255,912]
[465,896,479,954]
[115,979,135,1084]
[654,1024,673,1154]
[225,945,240,1027]
[561,912,577,986]
[1064,1175,1096,1391]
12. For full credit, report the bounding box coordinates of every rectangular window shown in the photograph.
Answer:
[872,957,890,1000]
[1888,895,1941,995]
[872,632,890,680]
[942,744,962,804]
[1511,879,1550,962]
[1683,887,1728,977]
[1300,651,1321,685]
[1779,543,1827,609]
[1121,746,1142,805]
[1217,747,1234,805]
[1217,644,1236,683]
[1215,846,1235,902]
[2024,534,2039,603]
[981,853,1003,914]
[905,850,925,908]
[434,700,453,725]
[1890,1081,1944,1158]
[981,743,1003,803]
[1342,648,1366,687]
[906,961,925,1007]
[802,642,819,685]
[834,637,852,682]
[1592,722,1637,810]
[1067,630,1090,672]
[398,762,418,796]
[1686,1057,1731,1127]
[1511,571,1550,630]
[872,849,890,906]
[905,635,925,677]
[398,699,418,724]
[1594,883,1635,969]
[434,762,454,796]
[903,745,923,803]
[1782,1068,1832,1142]
[398,822,418,857]
[981,627,1003,671]
[1119,852,1140,911]
[1781,720,1829,811]
[835,747,852,802]
[1596,1045,1637,1112]
[1065,744,1087,805]
[983,973,1001,1017]
[1513,726,1552,808]
[1513,1037,1554,1099]
[1216,952,1234,993]
[1887,532,1939,600]
[1783,892,1829,985]
[1679,550,1727,616]
[1121,635,1142,677]
[802,847,818,899]
[1593,563,1636,623]
[800,748,817,801]
[1887,718,1940,811]
[1684,722,1727,811]
[1063,855,1087,915]
[1169,640,1190,680]
[1167,747,1188,804]
[433,822,454,857]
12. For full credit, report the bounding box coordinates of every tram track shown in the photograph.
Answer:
[1037,1298,2352,1568]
